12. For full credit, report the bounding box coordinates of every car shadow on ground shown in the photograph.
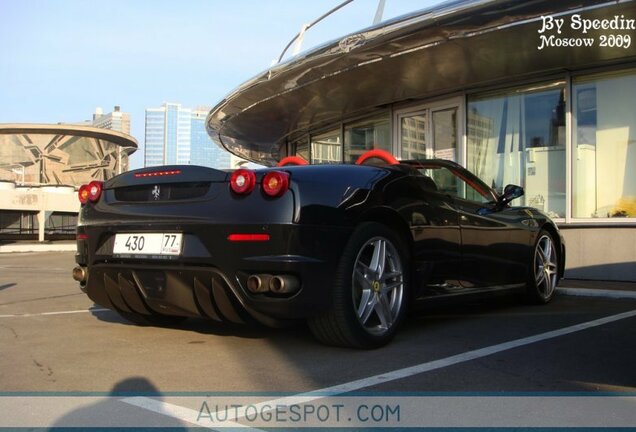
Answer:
[89,305,307,341]
[87,293,531,348]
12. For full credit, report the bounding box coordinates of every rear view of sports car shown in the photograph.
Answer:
[73,151,565,348]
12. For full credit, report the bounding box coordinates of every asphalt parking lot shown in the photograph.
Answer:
[1,251,635,428]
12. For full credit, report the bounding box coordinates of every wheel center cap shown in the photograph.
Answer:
[372,280,381,292]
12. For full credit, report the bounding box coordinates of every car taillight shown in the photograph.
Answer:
[230,169,256,195]
[78,184,90,204]
[262,171,289,197]
[87,181,103,202]
[78,181,103,204]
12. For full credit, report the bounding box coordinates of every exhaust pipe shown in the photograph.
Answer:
[269,275,300,295]
[72,266,88,283]
[246,274,272,293]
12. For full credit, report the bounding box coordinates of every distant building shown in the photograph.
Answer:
[144,103,191,167]
[91,106,131,135]
[144,103,233,169]
[0,123,137,241]
[190,107,231,169]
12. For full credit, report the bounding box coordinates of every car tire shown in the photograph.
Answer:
[117,310,187,327]
[525,230,559,304]
[308,222,409,349]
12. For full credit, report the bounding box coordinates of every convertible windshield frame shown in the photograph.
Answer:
[400,159,499,204]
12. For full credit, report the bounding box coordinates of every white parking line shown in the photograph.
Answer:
[557,287,636,300]
[122,308,636,428]
[0,308,109,318]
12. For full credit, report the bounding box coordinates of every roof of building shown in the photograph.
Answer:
[206,0,636,165]
[0,123,138,150]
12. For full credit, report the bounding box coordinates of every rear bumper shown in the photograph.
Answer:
[77,223,352,325]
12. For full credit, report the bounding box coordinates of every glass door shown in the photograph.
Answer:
[431,107,458,161]
[399,110,428,160]
[396,98,462,163]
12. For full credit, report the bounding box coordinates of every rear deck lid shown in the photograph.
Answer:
[104,165,229,203]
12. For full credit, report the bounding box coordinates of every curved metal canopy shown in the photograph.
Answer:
[0,123,138,151]
[207,0,636,165]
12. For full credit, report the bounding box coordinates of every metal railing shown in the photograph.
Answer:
[275,0,386,65]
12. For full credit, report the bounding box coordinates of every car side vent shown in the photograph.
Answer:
[113,182,211,202]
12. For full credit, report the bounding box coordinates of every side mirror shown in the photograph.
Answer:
[500,184,524,204]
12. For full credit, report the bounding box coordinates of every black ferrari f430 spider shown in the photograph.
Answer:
[73,151,565,348]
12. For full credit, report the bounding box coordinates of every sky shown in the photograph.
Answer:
[0,0,444,169]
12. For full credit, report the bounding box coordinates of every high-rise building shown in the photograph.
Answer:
[190,107,231,169]
[144,103,191,167]
[92,106,131,135]
[144,103,234,169]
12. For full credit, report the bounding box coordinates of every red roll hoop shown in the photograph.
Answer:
[355,149,399,165]
[277,156,309,167]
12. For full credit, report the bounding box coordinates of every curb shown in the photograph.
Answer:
[557,287,636,300]
[0,244,76,254]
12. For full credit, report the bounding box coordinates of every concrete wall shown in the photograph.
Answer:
[561,226,636,282]
[0,182,78,213]
[0,181,79,241]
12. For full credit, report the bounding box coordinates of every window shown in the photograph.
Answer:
[45,212,77,235]
[311,130,341,164]
[344,115,390,163]
[294,138,309,162]
[0,210,37,235]
[401,113,427,160]
[467,82,566,218]
[573,71,636,218]
[432,108,458,161]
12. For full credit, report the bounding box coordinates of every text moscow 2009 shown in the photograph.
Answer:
[537,13,634,50]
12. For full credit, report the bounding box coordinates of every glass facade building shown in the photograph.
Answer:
[290,69,636,224]
[145,103,232,169]
[144,103,191,167]
[190,109,231,169]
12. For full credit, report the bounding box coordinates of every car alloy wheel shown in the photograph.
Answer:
[352,236,404,336]
[532,233,558,302]
[307,222,409,348]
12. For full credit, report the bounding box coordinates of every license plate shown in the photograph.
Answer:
[113,233,182,256]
